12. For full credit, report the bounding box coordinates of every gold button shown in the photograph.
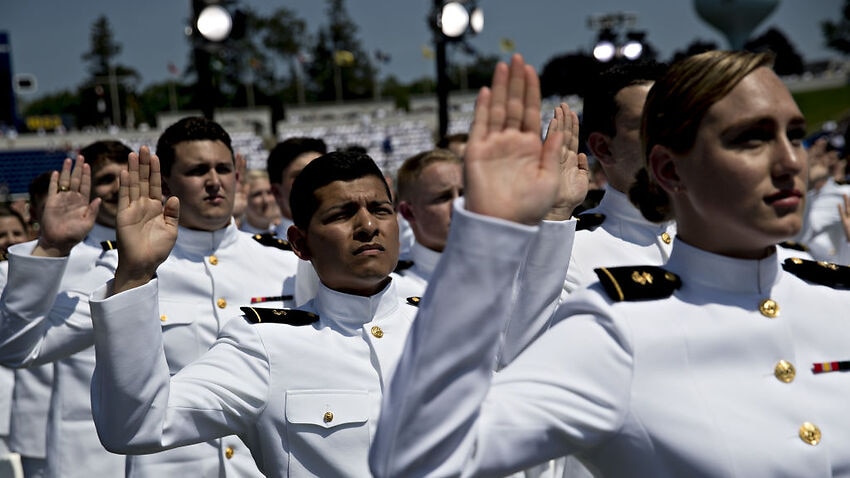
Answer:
[774,360,796,383]
[209,255,218,265]
[225,446,234,459]
[323,411,334,423]
[799,422,821,446]
[759,299,779,318]
[661,232,672,244]
[371,326,384,338]
[217,298,227,309]
[160,315,167,322]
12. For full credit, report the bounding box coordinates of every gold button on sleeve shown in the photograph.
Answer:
[208,255,218,266]
[323,411,334,423]
[371,326,384,338]
[217,298,227,309]
[799,422,821,445]
[225,446,234,459]
[774,360,796,383]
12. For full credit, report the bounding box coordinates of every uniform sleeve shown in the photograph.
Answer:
[370,204,632,477]
[0,241,85,367]
[496,218,575,369]
[369,201,536,477]
[90,279,270,454]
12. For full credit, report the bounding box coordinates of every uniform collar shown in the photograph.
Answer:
[274,217,294,238]
[592,187,665,227]
[175,220,240,256]
[665,239,780,296]
[410,241,442,282]
[314,279,399,335]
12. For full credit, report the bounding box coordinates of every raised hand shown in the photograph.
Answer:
[112,146,180,295]
[463,54,561,225]
[232,153,248,223]
[544,103,590,221]
[33,155,101,257]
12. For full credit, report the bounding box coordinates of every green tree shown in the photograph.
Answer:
[306,0,374,102]
[823,0,850,55]
[79,15,140,128]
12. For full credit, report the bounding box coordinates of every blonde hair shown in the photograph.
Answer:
[396,149,461,203]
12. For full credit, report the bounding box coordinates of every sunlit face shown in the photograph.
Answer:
[668,67,807,259]
[0,216,27,253]
[290,176,398,296]
[245,176,280,227]
[273,151,322,220]
[164,140,237,231]
[400,161,463,252]
[91,161,126,228]
[606,83,651,192]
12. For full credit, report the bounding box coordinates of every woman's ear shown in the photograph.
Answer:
[287,225,312,262]
[648,144,683,194]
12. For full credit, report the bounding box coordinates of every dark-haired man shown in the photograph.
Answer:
[87,134,582,477]
[266,136,327,237]
[1,119,302,477]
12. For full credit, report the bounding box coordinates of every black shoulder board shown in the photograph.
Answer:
[0,251,7,262]
[101,240,118,251]
[394,260,415,272]
[406,296,421,307]
[783,257,850,289]
[778,241,809,252]
[240,306,318,325]
[252,233,292,251]
[594,265,681,302]
[576,213,606,231]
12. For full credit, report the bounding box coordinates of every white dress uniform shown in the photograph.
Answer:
[0,223,125,478]
[10,364,53,476]
[0,221,302,478]
[797,178,850,263]
[0,261,11,457]
[392,241,441,299]
[87,209,574,478]
[89,279,419,478]
[371,206,850,477]
[566,186,675,292]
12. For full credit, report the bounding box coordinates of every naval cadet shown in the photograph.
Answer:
[371,51,850,477]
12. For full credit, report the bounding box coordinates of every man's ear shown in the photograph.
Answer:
[287,225,312,261]
[587,132,615,166]
[647,144,682,194]
[398,201,415,223]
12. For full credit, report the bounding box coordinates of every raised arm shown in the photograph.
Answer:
[111,146,180,295]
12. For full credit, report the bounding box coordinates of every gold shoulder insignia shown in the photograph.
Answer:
[252,233,292,251]
[778,241,809,252]
[575,213,606,231]
[100,240,118,251]
[406,296,421,307]
[240,306,318,325]
[782,257,850,289]
[594,266,681,302]
[395,260,415,272]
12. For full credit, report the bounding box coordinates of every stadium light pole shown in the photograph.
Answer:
[431,1,483,140]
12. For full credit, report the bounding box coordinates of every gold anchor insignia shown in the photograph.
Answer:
[273,310,287,316]
[631,271,654,285]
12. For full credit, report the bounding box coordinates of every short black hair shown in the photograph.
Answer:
[290,151,391,229]
[79,140,132,174]
[580,59,667,146]
[156,117,234,177]
[267,137,328,185]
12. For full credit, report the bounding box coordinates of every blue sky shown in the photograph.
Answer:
[2,0,844,97]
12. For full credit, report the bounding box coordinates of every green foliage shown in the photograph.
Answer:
[822,0,850,55]
[793,85,850,131]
